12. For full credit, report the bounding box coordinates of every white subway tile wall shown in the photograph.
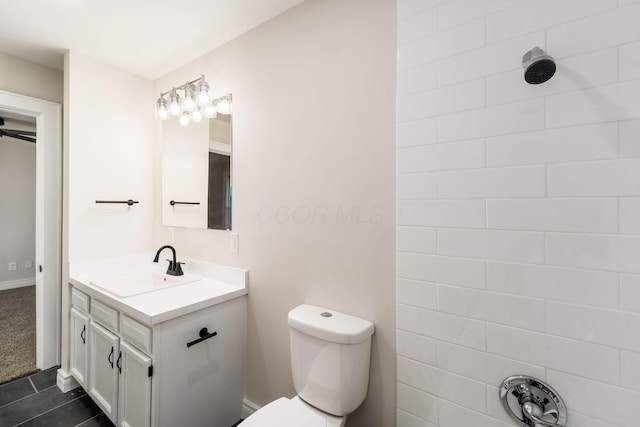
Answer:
[397,1,640,426]
[619,119,640,157]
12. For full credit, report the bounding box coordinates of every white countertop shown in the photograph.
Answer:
[69,253,248,325]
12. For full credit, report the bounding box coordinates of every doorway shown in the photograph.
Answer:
[0,111,37,382]
[0,90,62,372]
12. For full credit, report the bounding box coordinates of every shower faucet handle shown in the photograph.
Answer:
[522,401,567,427]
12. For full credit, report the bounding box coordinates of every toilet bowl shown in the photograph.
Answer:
[240,305,374,426]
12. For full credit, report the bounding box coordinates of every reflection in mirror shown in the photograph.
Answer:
[208,112,231,230]
[161,94,232,230]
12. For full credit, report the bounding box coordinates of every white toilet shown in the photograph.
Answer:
[241,304,375,427]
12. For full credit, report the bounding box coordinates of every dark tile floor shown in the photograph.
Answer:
[0,367,111,427]
[0,368,244,427]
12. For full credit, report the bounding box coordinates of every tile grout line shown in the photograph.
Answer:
[27,377,37,394]
[0,386,43,410]
[12,394,87,427]
[74,413,103,427]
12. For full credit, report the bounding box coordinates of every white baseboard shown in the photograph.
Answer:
[0,278,35,292]
[56,369,79,393]
[242,399,260,419]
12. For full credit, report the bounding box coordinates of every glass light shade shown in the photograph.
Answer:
[156,97,169,120]
[197,79,210,106]
[182,84,196,111]
[157,106,169,120]
[169,102,181,116]
[182,95,195,112]
[191,108,203,123]
[216,97,231,114]
[179,112,190,126]
[197,91,210,106]
[203,103,217,118]
[168,91,182,116]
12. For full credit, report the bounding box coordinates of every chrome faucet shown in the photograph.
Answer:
[153,245,184,276]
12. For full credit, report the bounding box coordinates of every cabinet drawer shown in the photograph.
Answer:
[71,287,90,313]
[121,315,152,354]
[91,299,119,332]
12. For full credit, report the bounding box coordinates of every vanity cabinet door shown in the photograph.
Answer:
[70,307,89,387]
[88,321,120,423]
[118,342,152,427]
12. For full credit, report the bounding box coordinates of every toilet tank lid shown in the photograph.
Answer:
[288,305,375,344]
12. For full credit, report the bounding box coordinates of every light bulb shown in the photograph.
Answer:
[191,108,203,123]
[197,91,210,106]
[197,79,210,106]
[157,106,169,120]
[182,83,196,112]
[182,97,195,112]
[179,112,190,126]
[168,90,181,116]
[156,97,169,120]
[204,103,217,118]
[216,97,231,114]
[169,102,181,116]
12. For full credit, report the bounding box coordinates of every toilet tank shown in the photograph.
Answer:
[288,305,375,417]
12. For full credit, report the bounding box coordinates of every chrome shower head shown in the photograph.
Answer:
[522,47,556,85]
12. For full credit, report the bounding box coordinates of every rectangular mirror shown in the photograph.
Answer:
[162,95,232,230]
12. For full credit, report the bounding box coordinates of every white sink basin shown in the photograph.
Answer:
[90,269,200,297]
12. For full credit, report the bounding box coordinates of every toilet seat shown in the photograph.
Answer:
[240,397,344,427]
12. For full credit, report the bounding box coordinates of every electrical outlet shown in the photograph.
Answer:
[230,233,239,253]
[25,260,33,269]
[8,262,17,271]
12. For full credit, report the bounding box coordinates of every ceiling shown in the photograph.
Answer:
[0,0,304,80]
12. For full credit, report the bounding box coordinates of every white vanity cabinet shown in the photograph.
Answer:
[68,285,246,427]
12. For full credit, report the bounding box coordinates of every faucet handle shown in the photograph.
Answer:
[173,261,185,276]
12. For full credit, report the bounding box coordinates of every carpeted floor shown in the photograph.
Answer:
[0,285,37,385]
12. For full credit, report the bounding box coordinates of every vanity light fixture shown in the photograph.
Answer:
[155,75,230,125]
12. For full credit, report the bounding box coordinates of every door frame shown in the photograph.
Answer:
[0,89,62,369]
